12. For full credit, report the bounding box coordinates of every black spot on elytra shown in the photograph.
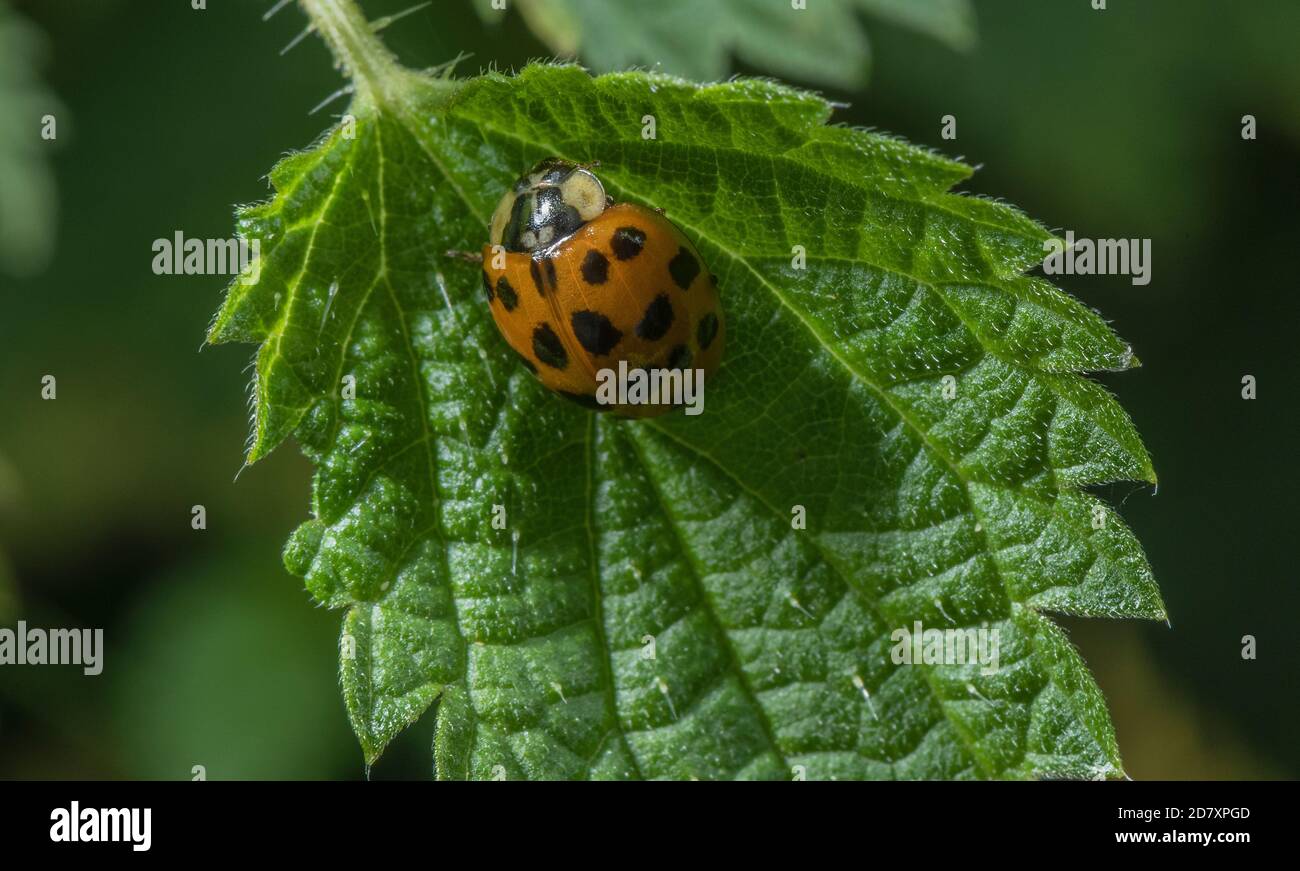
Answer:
[581,249,610,284]
[696,312,719,350]
[666,344,692,371]
[611,226,647,260]
[636,294,674,341]
[530,256,557,296]
[495,276,518,311]
[482,270,494,303]
[532,323,568,369]
[668,246,700,290]
[529,259,545,295]
[570,310,623,356]
[559,390,607,411]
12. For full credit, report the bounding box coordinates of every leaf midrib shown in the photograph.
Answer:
[415,94,1014,776]
[583,414,644,780]
[445,104,1016,592]
[639,422,998,778]
[364,102,645,777]
[313,77,1103,779]
[442,97,1143,493]
[622,422,790,776]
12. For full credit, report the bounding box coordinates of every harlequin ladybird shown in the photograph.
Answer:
[480,158,723,417]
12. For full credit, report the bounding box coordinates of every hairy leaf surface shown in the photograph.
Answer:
[210,16,1161,779]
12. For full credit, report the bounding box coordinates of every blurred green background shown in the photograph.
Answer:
[0,0,1295,780]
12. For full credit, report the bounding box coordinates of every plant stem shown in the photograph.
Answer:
[297,0,401,105]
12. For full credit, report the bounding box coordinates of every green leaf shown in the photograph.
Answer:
[512,0,975,89]
[210,0,1161,779]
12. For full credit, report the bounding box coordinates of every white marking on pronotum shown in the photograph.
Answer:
[851,673,879,720]
[657,677,678,720]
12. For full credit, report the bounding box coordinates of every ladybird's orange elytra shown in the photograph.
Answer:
[480,159,724,418]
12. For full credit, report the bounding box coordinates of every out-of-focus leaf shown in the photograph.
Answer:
[512,0,975,89]
[0,0,61,275]
[111,550,354,779]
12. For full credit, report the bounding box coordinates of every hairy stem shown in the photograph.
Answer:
[297,0,402,105]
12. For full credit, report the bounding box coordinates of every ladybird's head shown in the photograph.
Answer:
[489,158,608,253]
